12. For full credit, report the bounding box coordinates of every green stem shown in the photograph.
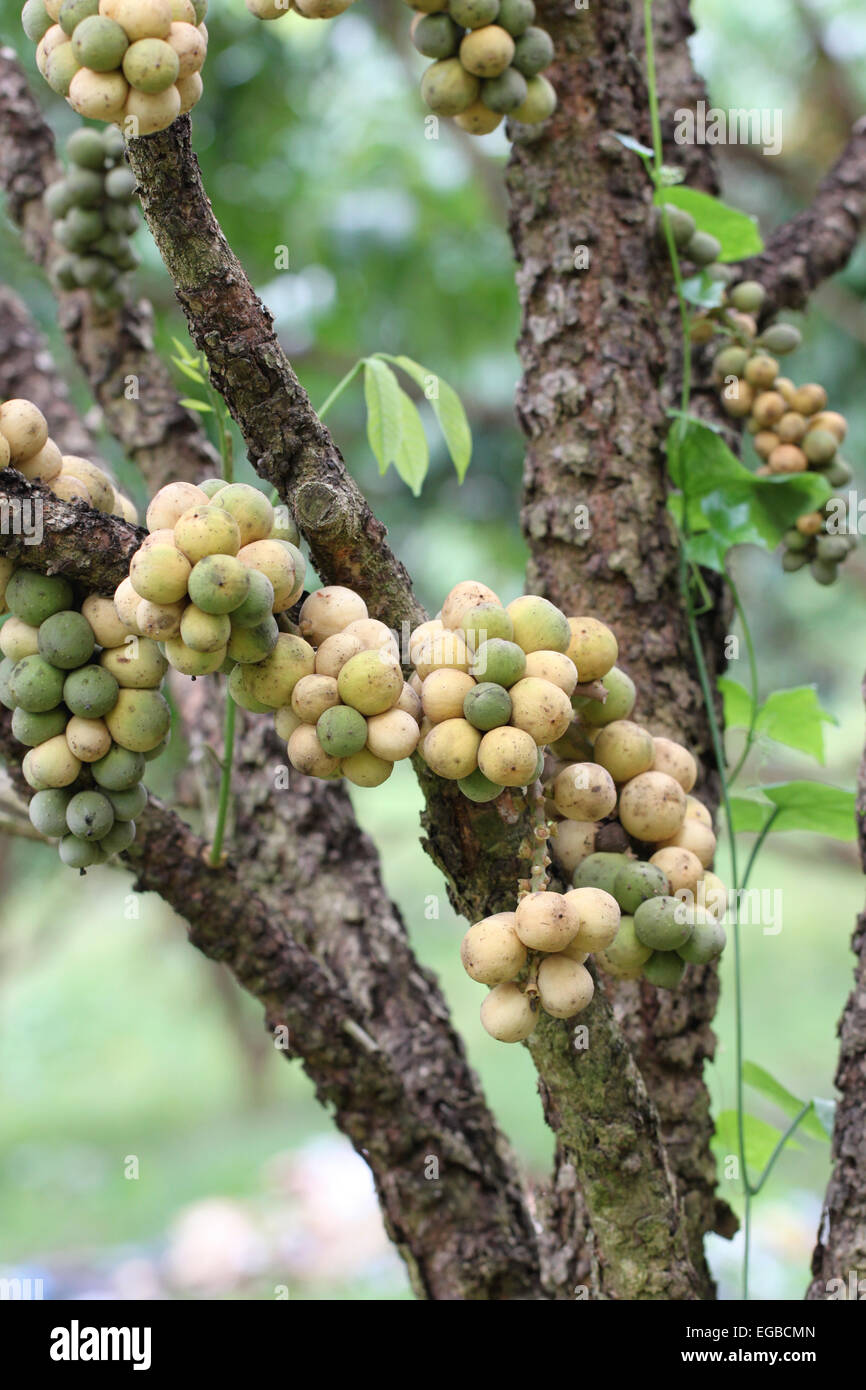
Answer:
[317,358,364,422]
[749,1102,813,1198]
[726,565,761,784]
[741,805,780,893]
[209,692,236,868]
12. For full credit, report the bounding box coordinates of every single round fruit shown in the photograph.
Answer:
[23,735,81,790]
[188,554,250,615]
[514,890,578,951]
[612,860,668,916]
[508,676,572,744]
[677,919,726,965]
[420,58,480,116]
[99,0,172,40]
[341,749,393,788]
[146,481,209,531]
[480,982,537,1043]
[290,674,340,723]
[618,770,686,841]
[497,0,534,35]
[163,636,226,676]
[537,955,594,1019]
[99,819,137,855]
[470,638,526,688]
[458,769,504,803]
[179,604,231,654]
[0,400,49,463]
[5,569,73,626]
[522,649,577,695]
[337,649,403,716]
[136,599,185,641]
[460,25,515,79]
[633,895,691,951]
[410,11,461,58]
[212,482,274,546]
[658,817,716,869]
[575,666,636,726]
[107,782,148,820]
[458,601,514,650]
[550,819,595,876]
[28,787,73,838]
[506,595,570,654]
[92,743,146,789]
[287,724,341,780]
[130,543,191,604]
[173,503,240,563]
[596,916,651,976]
[643,951,687,990]
[461,912,526,986]
[11,705,69,747]
[316,705,368,758]
[366,708,420,762]
[563,885,620,953]
[65,714,112,763]
[463,681,512,731]
[9,654,65,713]
[477,725,539,786]
[649,846,703,897]
[0,617,40,663]
[593,719,654,782]
[105,688,171,752]
[423,717,482,779]
[58,834,103,869]
[63,664,119,718]
[511,71,556,122]
[230,568,276,628]
[449,0,498,24]
[553,762,617,821]
[226,616,278,665]
[37,610,95,669]
[572,851,630,896]
[241,633,315,708]
[651,736,697,792]
[101,637,168,689]
[82,594,130,649]
[66,789,115,840]
[299,586,368,644]
[315,632,363,679]
[422,668,477,724]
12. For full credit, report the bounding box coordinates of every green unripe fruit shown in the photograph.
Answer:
[506,595,570,654]
[99,818,136,855]
[37,610,95,669]
[105,166,138,202]
[5,569,73,626]
[226,615,278,664]
[44,181,76,220]
[45,43,80,95]
[192,0,207,20]
[411,12,461,58]
[73,256,117,289]
[459,602,514,647]
[198,477,228,499]
[706,262,735,284]
[756,323,802,356]
[316,705,368,758]
[92,744,146,790]
[71,14,129,71]
[782,550,809,573]
[511,24,553,76]
[643,950,687,989]
[66,166,105,206]
[211,482,274,547]
[575,665,636,725]
[122,37,180,93]
[105,688,170,753]
[633,894,691,951]
[659,204,696,248]
[60,206,104,246]
[59,834,104,869]
[599,915,651,974]
[102,124,127,161]
[180,605,231,654]
[240,633,315,708]
[463,681,512,731]
[713,345,749,379]
[268,511,300,545]
[783,527,810,552]
[810,557,838,586]
[60,0,99,35]
[420,58,480,117]
[826,457,853,487]
[229,568,275,628]
[0,656,16,711]
[29,787,74,838]
[481,67,527,112]
[63,664,120,718]
[497,0,534,35]
[685,230,722,266]
[104,197,138,229]
[802,428,838,465]
[457,768,504,802]
[729,280,766,314]
[107,782,148,821]
[815,534,850,564]
[511,72,556,123]
[22,0,53,42]
[613,861,669,915]
[188,554,250,615]
[9,655,65,713]
[470,637,526,687]
[228,662,272,713]
[338,650,403,716]
[66,789,115,840]
[11,705,69,747]
[573,851,630,896]
[677,918,726,965]
[448,0,499,26]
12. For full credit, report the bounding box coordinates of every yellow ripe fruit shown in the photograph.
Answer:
[395,682,422,721]
[342,749,393,788]
[480,982,537,1043]
[553,762,617,821]
[685,794,713,828]
[166,20,206,77]
[565,616,618,682]
[49,472,92,505]
[422,717,481,779]
[776,412,808,445]
[16,437,62,482]
[99,0,172,41]
[23,735,81,790]
[100,636,168,688]
[337,649,403,716]
[410,618,446,662]
[514,889,578,952]
[550,819,596,876]
[744,354,779,389]
[245,0,289,16]
[506,595,570,654]
[658,818,716,868]
[810,411,847,443]
[113,493,139,525]
[790,383,828,416]
[564,885,621,953]
[0,558,15,610]
[0,399,49,463]
[720,379,753,418]
[593,719,655,782]
[242,633,315,708]
[123,83,181,135]
[651,736,697,792]
[508,676,572,745]
[523,649,578,696]
[422,668,476,723]
[649,846,704,895]
[130,543,191,604]
[299,586,368,645]
[176,69,202,113]
[460,912,526,986]
[287,724,341,780]
[65,715,112,763]
[274,706,303,741]
[61,457,115,512]
[413,631,472,678]
[753,430,780,461]
[459,25,514,78]
[0,616,40,661]
[163,635,226,676]
[440,580,501,630]
[315,632,364,678]
[290,674,340,723]
[180,604,231,653]
[365,708,420,762]
[68,68,129,121]
[343,618,400,656]
[537,955,594,1019]
[173,504,240,563]
[618,771,686,841]
[454,102,502,135]
[768,444,807,474]
[136,598,185,639]
[113,576,145,635]
[237,539,296,611]
[696,871,727,922]
[147,483,209,533]
[477,725,538,786]
[212,482,274,545]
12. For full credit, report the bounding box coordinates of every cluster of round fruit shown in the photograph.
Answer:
[655,201,732,278]
[410,0,557,134]
[113,480,305,685]
[409,581,587,800]
[0,395,138,520]
[24,0,207,135]
[0,564,170,870]
[245,0,358,21]
[46,126,140,312]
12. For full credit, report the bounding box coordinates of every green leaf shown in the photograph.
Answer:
[171,357,206,386]
[666,419,830,571]
[718,676,754,731]
[743,1062,829,1142]
[812,1098,837,1139]
[654,186,764,261]
[386,355,472,482]
[681,271,726,310]
[730,782,856,840]
[393,390,429,497]
[612,131,654,160]
[713,1110,800,1171]
[754,687,836,764]
[179,397,213,413]
[171,335,200,364]
[363,357,404,476]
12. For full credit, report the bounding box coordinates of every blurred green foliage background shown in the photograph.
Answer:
[1,0,865,1301]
